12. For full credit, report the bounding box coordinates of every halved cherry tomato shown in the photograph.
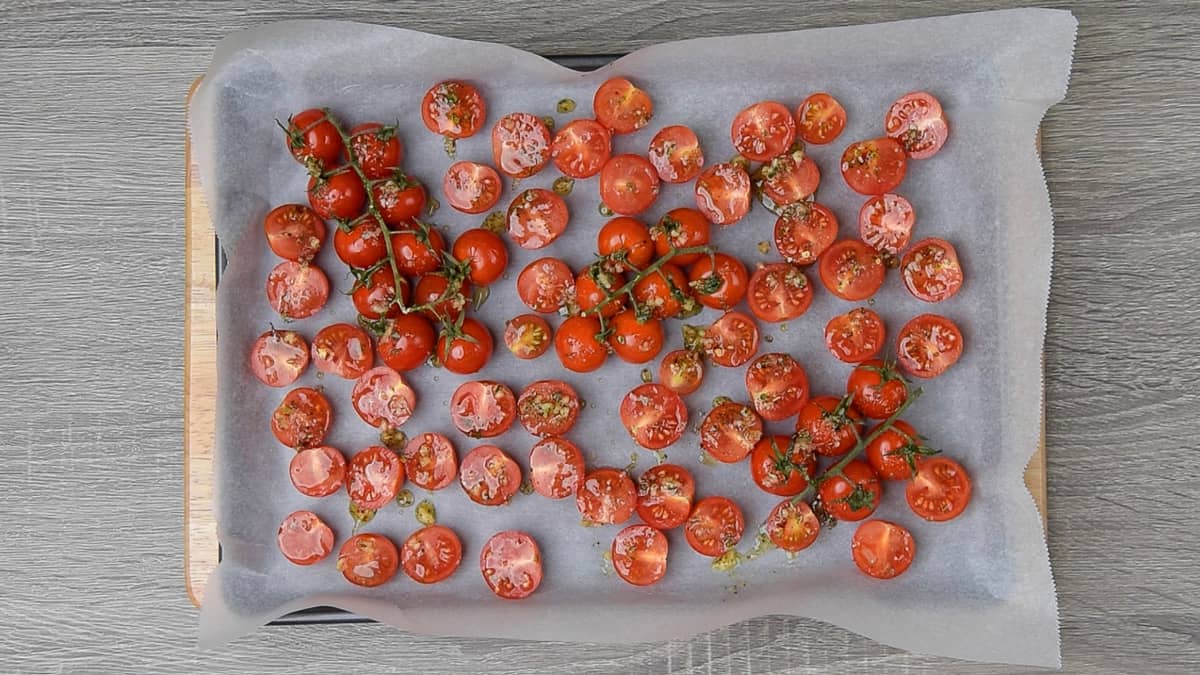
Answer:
[795,92,847,145]
[688,253,748,310]
[352,267,407,320]
[576,467,637,525]
[373,177,427,226]
[747,263,813,323]
[703,311,759,368]
[774,203,838,265]
[480,531,543,599]
[796,395,864,457]
[311,323,373,379]
[451,380,516,438]
[608,310,664,364]
[307,170,365,220]
[818,459,881,521]
[593,77,653,134]
[271,387,331,449]
[551,119,612,179]
[504,314,552,360]
[250,329,309,387]
[648,124,704,183]
[391,226,445,277]
[575,264,625,318]
[401,525,463,584]
[841,137,907,196]
[347,445,405,509]
[351,366,416,429]
[685,496,744,557]
[413,272,469,322]
[517,258,575,314]
[421,81,487,139]
[659,348,704,396]
[885,91,949,159]
[335,216,387,269]
[289,445,346,498]
[896,314,964,379]
[699,401,763,463]
[338,533,399,587]
[459,445,521,506]
[492,112,551,178]
[901,238,963,302]
[750,434,817,496]
[600,154,661,216]
[528,436,585,499]
[632,264,689,319]
[403,432,458,491]
[437,317,494,375]
[266,261,329,320]
[264,204,326,262]
[554,315,608,373]
[636,463,695,530]
[695,163,751,226]
[620,383,687,450]
[818,239,886,301]
[765,500,820,552]
[284,109,342,169]
[907,456,972,521]
[847,359,908,420]
[443,161,502,214]
[377,314,436,372]
[745,353,809,421]
[598,217,654,270]
[348,122,402,179]
[612,525,669,586]
[731,101,796,162]
[758,153,819,210]
[452,228,508,286]
[278,510,334,566]
[650,208,710,264]
[865,419,924,480]
[851,520,915,579]
[517,379,580,437]
[507,188,569,249]
[859,193,915,254]
[825,308,886,364]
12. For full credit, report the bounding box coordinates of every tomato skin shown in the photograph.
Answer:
[459,445,521,506]
[607,310,664,364]
[703,311,760,368]
[285,108,342,168]
[351,366,417,429]
[528,436,585,498]
[480,531,543,599]
[554,315,608,373]
[688,253,748,310]
[636,464,695,530]
[338,533,400,587]
[346,445,405,510]
[619,383,688,450]
[412,272,469,323]
[352,267,407,320]
[376,315,435,373]
[747,263,813,323]
[651,208,710,265]
[517,380,580,437]
[437,317,494,375]
[574,265,625,319]
[896,314,964,379]
[310,323,374,380]
[818,459,881,521]
[391,226,445,277]
[600,154,661,216]
[593,77,653,134]
[507,188,569,250]
[658,348,704,396]
[847,359,908,420]
[796,395,864,457]
[824,308,886,364]
[443,161,503,214]
[745,353,810,421]
[859,193,915,254]
[452,228,508,286]
[775,203,838,265]
[401,525,463,584]
[504,314,552,360]
[264,204,326,262]
[906,456,972,521]
[492,112,552,178]
[373,178,427,226]
[795,92,847,145]
[450,380,516,438]
[818,239,886,301]
[685,496,745,557]
[750,434,817,496]
[551,118,612,178]
[598,217,654,270]
[307,170,366,221]
[576,468,638,525]
[289,445,346,498]
[758,153,820,209]
[648,124,704,183]
[266,261,330,320]
[348,122,403,179]
[612,525,669,586]
[851,520,915,579]
[885,91,949,159]
[731,101,797,162]
[631,264,689,319]
[422,80,487,139]
[518,257,575,314]
[249,329,309,387]
[865,419,921,480]
[765,500,820,552]
[334,217,387,268]
[695,163,752,226]
[841,137,908,196]
[700,401,764,463]
[277,510,335,566]
[900,238,963,303]
[271,387,332,449]
[403,432,458,491]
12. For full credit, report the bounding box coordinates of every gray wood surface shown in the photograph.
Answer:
[1,1,1197,673]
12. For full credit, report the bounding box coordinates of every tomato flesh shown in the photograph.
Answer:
[264,204,326,262]
[278,510,335,566]
[774,203,838,265]
[636,463,696,530]
[403,432,458,491]
[896,314,964,379]
[507,188,569,250]
[480,531,543,599]
[859,193,915,254]
[289,445,346,497]
[824,308,886,363]
[459,445,521,506]
[619,383,688,450]
[351,366,417,429]
[766,500,820,552]
[528,436,586,499]
[747,263,813,323]
[840,137,907,195]
[346,445,405,510]
[249,330,309,387]
[450,380,516,438]
[517,379,580,437]
[492,112,551,178]
[796,93,847,145]
[851,520,915,579]
[700,402,763,463]
[685,496,744,557]
[648,124,704,183]
[703,311,760,368]
[818,239,886,301]
[266,261,330,320]
[744,352,810,421]
[271,387,332,449]
[901,238,964,303]
[576,468,637,525]
[338,533,400,587]
[552,118,612,178]
[402,525,463,584]
[311,323,374,379]
[906,456,972,521]
[612,525,669,586]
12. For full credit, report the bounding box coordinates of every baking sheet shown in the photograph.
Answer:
[189,9,1075,667]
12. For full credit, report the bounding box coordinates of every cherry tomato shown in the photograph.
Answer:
[504,314,552,360]
[307,170,365,220]
[688,253,748,310]
[412,272,469,323]
[401,525,463,584]
[886,91,949,159]
[421,81,487,139]
[284,108,342,169]
[650,208,710,265]
[443,161,503,214]
[647,124,704,183]
[600,154,661,216]
[403,432,458,491]
[695,163,751,226]
[517,258,574,314]
[907,456,972,521]
[818,239,886,301]
[700,401,763,463]
[847,359,908,420]
[452,228,508,286]
[373,177,427,226]
[747,263,813,323]
[851,520,915,579]
[528,436,585,499]
[335,217,387,268]
[795,395,864,457]
[841,137,907,196]
[391,226,445,277]
[337,532,400,587]
[703,311,759,368]
[289,445,346,498]
[636,464,695,530]
[554,315,608,373]
[825,308,886,363]
[480,531,543,599]
[459,445,521,506]
[685,496,744,557]
[607,310,664,364]
[277,510,334,566]
[859,193,915,254]
[271,387,331,449]
[612,525,669,586]
[865,419,923,480]
[619,383,687,450]
[264,204,326,263]
[348,123,402,179]
[437,317,494,375]
[896,314,964,379]
[352,267,407,320]
[659,348,704,396]
[574,264,625,318]
[795,93,847,145]
[451,380,516,438]
[507,188,569,249]
[310,323,373,379]
[266,261,329,320]
[774,203,838,265]
[351,366,417,429]
[593,76,653,134]
[346,445,405,509]
[249,329,309,387]
[758,153,819,209]
[492,112,551,178]
[750,434,817,496]
[551,118,612,179]
[731,101,796,162]
[765,500,820,552]
[576,467,637,525]
[818,459,881,521]
[377,315,436,372]
[517,380,580,437]
[631,264,689,319]
[598,217,654,270]
[901,238,963,303]
[745,353,809,421]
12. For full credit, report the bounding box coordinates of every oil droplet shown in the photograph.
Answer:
[415,499,437,525]
[699,452,718,467]
[433,375,440,383]
[598,203,614,217]
[552,176,575,196]
[395,489,415,507]
[654,451,667,465]
[349,502,376,530]
[764,334,775,343]
[712,549,742,573]
[600,550,614,576]
[757,241,770,254]
[640,368,652,383]
[742,532,774,561]
[443,136,457,158]
[519,478,535,495]
[779,323,788,332]
[557,98,576,113]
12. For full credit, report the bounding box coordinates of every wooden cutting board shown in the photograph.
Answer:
[182,77,1048,608]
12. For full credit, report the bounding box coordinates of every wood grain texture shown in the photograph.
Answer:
[1,1,1198,674]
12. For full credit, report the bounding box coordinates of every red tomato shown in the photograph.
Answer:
[266,261,329,320]
[600,154,661,216]
[277,510,335,566]
[551,119,612,178]
[703,311,759,368]
[619,383,688,450]
[901,238,963,303]
[338,533,400,587]
[480,531,543,599]
[271,387,331,449]
[765,500,820,552]
[284,108,342,168]
[907,456,972,521]
[576,468,637,525]
[412,272,469,323]
[685,496,744,557]
[859,193,915,254]
[598,217,654,270]
[795,92,847,145]
[825,308,886,363]
[249,329,309,387]
[352,267,407,320]
[575,264,625,318]
[289,445,346,498]
[554,315,608,373]
[818,239,886,301]
[636,463,695,530]
[851,520,915,579]
[403,432,458,491]
[841,137,907,195]
[492,112,551,178]
[377,314,436,372]
[593,77,653,134]
[896,314,964,379]
[885,91,949,159]
[750,434,817,496]
[747,263,813,323]
[847,359,908,420]
[795,395,864,457]
[452,228,508,286]
[334,216,387,269]
[373,177,427,226]
[351,366,417,429]
[504,314,552,360]
[517,380,580,437]
[348,123,402,179]
[818,459,881,521]
[264,204,326,262]
[745,353,809,421]
[459,445,521,506]
[699,401,763,463]
[774,203,838,265]
[607,310,664,364]
[731,101,796,162]
[401,525,463,584]
[451,380,516,438]
[695,163,751,226]
[507,188,569,249]
[612,525,669,586]
[648,124,704,183]
[688,253,748,310]
[758,153,820,209]
[658,348,704,396]
[391,226,445,277]
[528,436,585,499]
[443,161,503,214]
[421,81,487,139]
[437,317,494,375]
[307,170,365,220]
[631,264,689,319]
[650,208,710,265]
[865,419,923,480]
[517,257,575,314]
[346,445,405,510]
[310,323,373,379]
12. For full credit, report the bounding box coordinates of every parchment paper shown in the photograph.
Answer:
[189,9,1075,667]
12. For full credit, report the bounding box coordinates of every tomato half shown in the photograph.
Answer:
[575,264,625,318]
[841,137,907,196]
[847,359,908,420]
[612,525,669,586]
[901,238,963,303]
[631,264,689,319]
[864,419,922,480]
[896,314,964,379]
[289,445,346,498]
[795,395,864,457]
[765,500,820,552]
[403,432,458,491]
[347,122,403,179]
[373,177,427,226]
[597,216,654,270]
[338,532,400,587]
[352,267,407,320]
[795,92,847,145]
[517,257,575,314]
[747,263,813,323]
[351,366,416,429]
[851,520,915,579]
[492,112,551,178]
[402,525,463,584]
[699,401,763,463]
[824,308,886,363]
[576,467,637,525]
[685,496,744,557]
[817,459,881,521]
[695,163,751,226]
[346,445,405,510]
[554,315,608,373]
[310,323,373,379]
[271,387,332,449]
[377,314,436,372]
[906,456,972,521]
[507,188,569,249]
[619,383,688,450]
[421,81,487,139]
[608,310,664,364]
[658,348,704,396]
[600,154,661,216]
[750,434,817,496]
[390,226,445,277]
[266,261,330,321]
[687,253,748,310]
[551,118,612,179]
[480,531,543,599]
[650,208,710,264]
[264,204,326,262]
[731,101,796,162]
[277,510,335,566]
[284,109,342,168]
[593,77,653,134]
[528,436,586,499]
[504,314,552,360]
[459,445,521,506]
[758,153,819,210]
[517,379,580,437]
[648,124,704,183]
[885,91,949,159]
[859,193,915,254]
[703,311,759,368]
[818,239,886,301]
[745,353,809,421]
[307,170,366,221]
[451,380,516,438]
[452,228,508,286]
[443,161,503,214]
[334,216,387,269]
[437,317,495,375]
[636,463,695,530]
[774,202,838,265]
[250,329,309,387]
